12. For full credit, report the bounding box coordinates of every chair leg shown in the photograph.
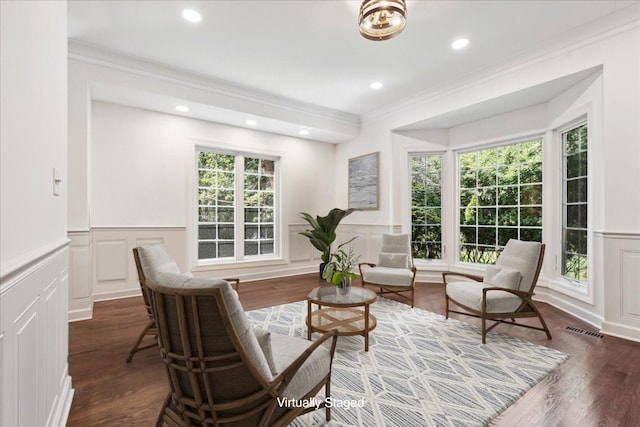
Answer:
[325,380,331,422]
[481,315,487,344]
[531,304,552,339]
[156,393,171,427]
[126,320,156,363]
[410,287,415,308]
[445,295,449,319]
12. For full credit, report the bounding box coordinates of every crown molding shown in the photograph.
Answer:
[362,6,640,125]
[68,39,360,130]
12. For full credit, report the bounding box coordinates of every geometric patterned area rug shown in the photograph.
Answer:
[246,297,569,427]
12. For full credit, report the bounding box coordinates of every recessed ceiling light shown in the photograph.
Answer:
[451,38,469,50]
[246,119,257,126]
[175,105,189,112]
[370,82,383,89]
[299,129,309,136]
[182,9,202,23]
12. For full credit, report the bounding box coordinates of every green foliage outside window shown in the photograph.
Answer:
[459,139,543,264]
[410,154,442,259]
[198,151,276,260]
[562,124,588,282]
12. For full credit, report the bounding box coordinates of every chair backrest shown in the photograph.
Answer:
[378,233,413,269]
[146,273,275,425]
[134,244,185,320]
[135,243,182,282]
[496,239,545,293]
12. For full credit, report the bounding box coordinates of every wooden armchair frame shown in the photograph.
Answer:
[359,262,417,308]
[359,233,418,308]
[443,243,551,344]
[127,247,240,363]
[146,280,338,427]
[127,248,159,363]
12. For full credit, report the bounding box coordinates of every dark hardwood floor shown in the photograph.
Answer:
[67,274,640,426]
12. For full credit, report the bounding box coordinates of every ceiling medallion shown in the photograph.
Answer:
[359,0,407,41]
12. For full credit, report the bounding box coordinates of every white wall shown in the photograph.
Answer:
[0,1,73,425]
[1,1,68,264]
[67,58,341,316]
[448,103,548,148]
[336,22,640,341]
[90,101,336,230]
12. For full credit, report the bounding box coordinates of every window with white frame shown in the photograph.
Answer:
[458,138,543,264]
[410,154,443,259]
[561,123,588,283]
[197,149,277,261]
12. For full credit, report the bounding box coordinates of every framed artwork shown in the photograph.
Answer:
[348,152,379,210]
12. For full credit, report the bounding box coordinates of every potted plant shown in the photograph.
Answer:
[321,245,360,295]
[299,208,356,277]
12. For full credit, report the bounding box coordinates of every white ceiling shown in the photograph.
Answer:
[68,1,637,131]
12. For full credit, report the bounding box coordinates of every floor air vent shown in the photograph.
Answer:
[565,326,604,338]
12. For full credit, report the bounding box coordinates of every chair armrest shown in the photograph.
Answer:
[271,329,338,390]
[358,262,376,279]
[223,278,240,291]
[482,287,532,299]
[359,262,376,268]
[442,271,483,284]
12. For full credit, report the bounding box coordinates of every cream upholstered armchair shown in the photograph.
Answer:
[359,234,417,308]
[144,272,338,427]
[127,244,239,363]
[443,239,551,344]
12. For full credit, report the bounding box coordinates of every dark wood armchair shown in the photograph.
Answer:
[146,273,338,426]
[127,245,240,363]
[443,239,551,344]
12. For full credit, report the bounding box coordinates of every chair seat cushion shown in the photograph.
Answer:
[271,333,331,400]
[362,266,414,286]
[446,281,522,313]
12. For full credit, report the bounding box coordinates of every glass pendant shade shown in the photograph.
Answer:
[359,0,407,41]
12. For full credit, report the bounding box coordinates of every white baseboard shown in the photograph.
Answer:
[217,265,318,284]
[68,307,94,322]
[416,270,444,283]
[94,287,141,302]
[534,288,603,329]
[601,320,640,343]
[49,370,74,427]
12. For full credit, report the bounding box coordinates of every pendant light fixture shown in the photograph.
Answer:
[359,0,407,41]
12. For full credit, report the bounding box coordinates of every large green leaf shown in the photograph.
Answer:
[299,208,357,262]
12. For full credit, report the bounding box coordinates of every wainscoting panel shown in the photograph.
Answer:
[338,224,401,264]
[91,227,187,302]
[96,239,128,282]
[0,244,73,427]
[16,297,39,427]
[68,231,92,321]
[622,250,640,320]
[288,225,314,262]
[601,232,640,342]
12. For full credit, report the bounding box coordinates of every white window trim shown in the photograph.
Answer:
[188,138,284,268]
[550,116,591,298]
[408,151,446,264]
[454,134,545,266]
